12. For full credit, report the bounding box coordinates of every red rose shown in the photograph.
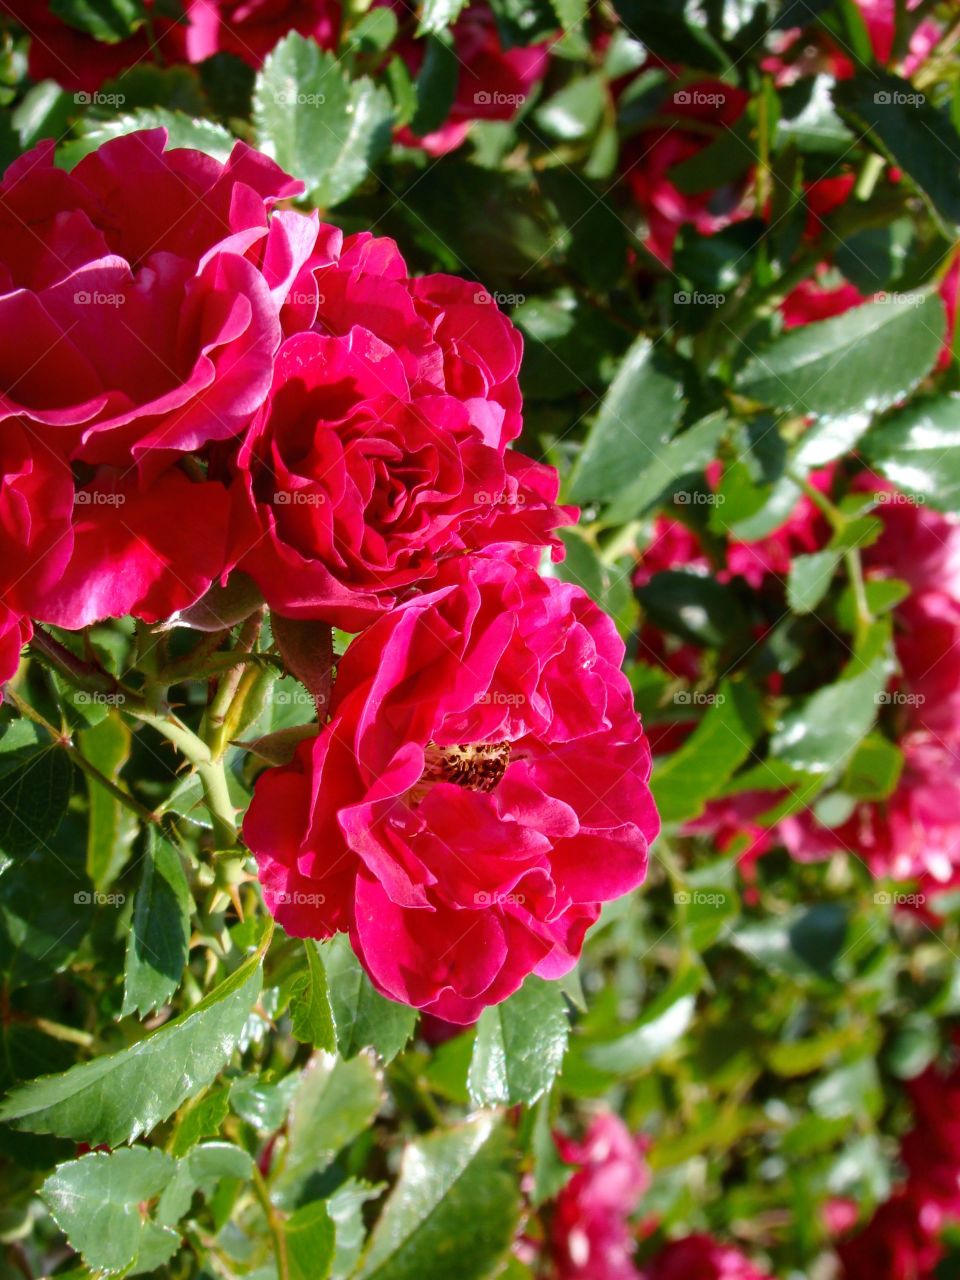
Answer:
[0,129,305,467]
[641,1234,773,1280]
[244,556,658,1022]
[228,324,573,628]
[179,0,340,67]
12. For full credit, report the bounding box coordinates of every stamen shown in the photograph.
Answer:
[417,740,511,795]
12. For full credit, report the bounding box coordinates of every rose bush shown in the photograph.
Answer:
[0,1,959,1278]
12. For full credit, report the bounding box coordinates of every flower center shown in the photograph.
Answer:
[418,741,511,794]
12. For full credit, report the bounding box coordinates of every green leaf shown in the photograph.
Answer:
[58,109,237,169]
[583,971,699,1075]
[535,75,606,142]
[417,0,468,35]
[550,0,587,28]
[285,1201,336,1280]
[787,549,843,614]
[253,34,393,208]
[355,1115,519,1280]
[40,1147,179,1276]
[637,569,748,650]
[329,1179,383,1280]
[0,935,266,1145]
[322,934,416,1062]
[49,0,146,41]
[169,1085,231,1157]
[769,621,893,775]
[737,293,945,419]
[604,412,729,524]
[0,832,90,990]
[842,734,904,800]
[567,336,684,504]
[80,716,136,891]
[652,680,763,824]
[274,1051,383,1207]
[833,72,960,236]
[863,394,960,513]
[0,722,72,858]
[122,829,191,1018]
[467,977,569,1106]
[410,32,458,138]
[155,1142,254,1226]
[289,940,336,1051]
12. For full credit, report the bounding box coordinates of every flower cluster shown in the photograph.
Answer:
[836,1052,960,1278]
[0,1,547,153]
[0,128,657,1020]
[544,1111,773,1280]
[635,466,960,890]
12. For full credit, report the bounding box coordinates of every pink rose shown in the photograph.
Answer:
[0,1,183,93]
[229,324,572,629]
[551,1112,650,1280]
[0,422,75,694]
[244,557,658,1022]
[281,226,526,447]
[391,2,550,154]
[0,129,305,467]
[641,1235,773,1280]
[30,465,234,630]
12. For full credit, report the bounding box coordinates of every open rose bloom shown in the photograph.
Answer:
[245,557,657,1021]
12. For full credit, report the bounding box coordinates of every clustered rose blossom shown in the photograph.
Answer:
[549,1112,651,1279]
[635,467,960,889]
[0,127,657,1014]
[544,1112,772,1280]
[1,0,545,154]
[837,1053,960,1278]
[244,557,657,1021]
